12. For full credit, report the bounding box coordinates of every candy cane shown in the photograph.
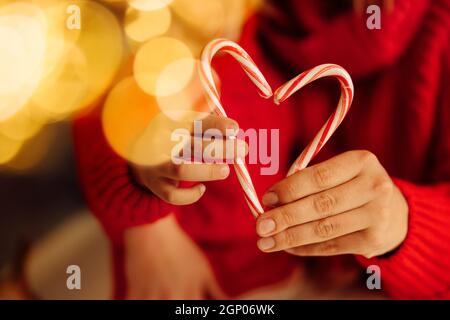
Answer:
[199,39,271,217]
[199,39,354,217]
[274,64,354,176]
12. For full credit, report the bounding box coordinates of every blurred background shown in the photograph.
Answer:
[0,0,260,299]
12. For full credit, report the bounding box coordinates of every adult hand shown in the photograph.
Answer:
[255,151,408,259]
[132,113,246,205]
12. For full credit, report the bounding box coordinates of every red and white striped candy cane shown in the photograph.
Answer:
[274,64,354,176]
[199,39,272,217]
[199,39,354,217]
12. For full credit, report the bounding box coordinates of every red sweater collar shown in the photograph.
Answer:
[253,0,431,79]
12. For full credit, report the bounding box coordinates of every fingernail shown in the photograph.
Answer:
[220,166,230,177]
[199,184,206,194]
[262,192,278,206]
[258,237,275,251]
[257,218,276,235]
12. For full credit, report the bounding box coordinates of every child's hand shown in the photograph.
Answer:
[125,215,226,299]
[255,150,408,259]
[132,114,246,205]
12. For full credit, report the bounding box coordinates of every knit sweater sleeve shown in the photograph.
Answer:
[72,109,175,239]
[356,180,450,299]
[356,42,450,300]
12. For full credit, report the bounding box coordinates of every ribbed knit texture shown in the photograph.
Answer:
[358,179,450,299]
[73,0,450,298]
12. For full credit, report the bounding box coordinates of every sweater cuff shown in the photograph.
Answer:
[356,178,450,299]
[81,155,176,239]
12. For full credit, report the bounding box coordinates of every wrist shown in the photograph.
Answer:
[381,185,409,255]
[125,214,178,249]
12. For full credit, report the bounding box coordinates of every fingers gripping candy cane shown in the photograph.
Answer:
[199,39,354,217]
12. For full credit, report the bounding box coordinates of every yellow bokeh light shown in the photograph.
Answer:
[167,0,253,54]
[3,123,55,172]
[30,0,124,120]
[0,1,46,23]
[0,133,23,165]
[155,57,196,97]
[103,77,198,167]
[0,104,43,141]
[0,0,261,172]
[0,4,46,121]
[128,0,173,12]
[2,0,81,88]
[164,22,203,57]
[102,77,160,164]
[124,6,171,43]
[38,1,81,78]
[156,60,211,122]
[0,26,27,100]
[74,0,124,108]
[221,0,249,40]
[31,46,89,121]
[134,37,194,96]
[170,0,225,39]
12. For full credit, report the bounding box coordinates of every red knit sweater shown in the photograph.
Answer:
[73,0,450,299]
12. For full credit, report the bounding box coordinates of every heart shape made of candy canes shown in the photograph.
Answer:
[199,39,354,218]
